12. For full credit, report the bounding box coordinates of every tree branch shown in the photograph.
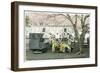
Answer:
[66,14,74,25]
[83,14,90,23]
[74,14,78,28]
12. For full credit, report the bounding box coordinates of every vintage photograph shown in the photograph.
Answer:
[11,2,97,71]
[25,11,90,60]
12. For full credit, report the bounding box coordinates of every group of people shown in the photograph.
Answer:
[47,32,73,53]
[51,37,72,53]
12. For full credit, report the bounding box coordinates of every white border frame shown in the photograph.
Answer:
[18,5,96,68]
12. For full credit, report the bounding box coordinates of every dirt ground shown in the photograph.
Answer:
[26,48,89,60]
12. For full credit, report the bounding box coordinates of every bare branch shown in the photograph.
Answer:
[48,14,76,26]
[83,14,90,23]
[77,15,81,21]
[66,14,74,25]
[75,15,77,24]
[80,15,85,29]
[51,14,74,25]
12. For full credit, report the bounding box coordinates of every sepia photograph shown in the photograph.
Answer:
[25,11,90,60]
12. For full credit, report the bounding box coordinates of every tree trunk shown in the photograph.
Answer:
[78,29,86,54]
